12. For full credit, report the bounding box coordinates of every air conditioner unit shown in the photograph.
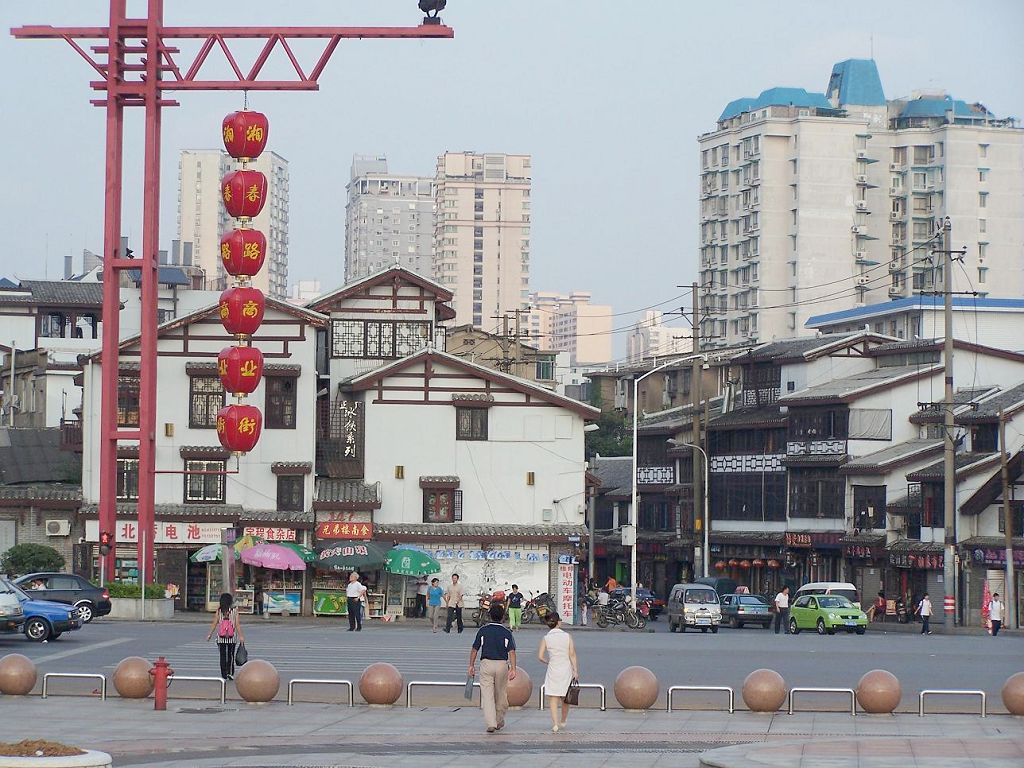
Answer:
[45,520,71,537]
[857,150,867,159]
[856,276,871,286]
[856,174,868,183]
[889,163,903,172]
[889,211,901,222]
[851,225,866,235]
[855,201,868,211]
[854,251,867,261]
[888,285,904,296]
[889,187,900,196]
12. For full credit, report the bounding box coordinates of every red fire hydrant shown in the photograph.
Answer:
[150,656,174,711]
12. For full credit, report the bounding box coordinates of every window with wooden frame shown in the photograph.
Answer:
[423,489,462,523]
[330,319,431,359]
[189,375,224,429]
[117,375,140,427]
[116,458,139,501]
[183,459,226,503]
[265,377,297,429]
[276,475,304,511]
[455,407,488,441]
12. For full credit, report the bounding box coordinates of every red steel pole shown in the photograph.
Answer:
[97,0,127,584]
[136,0,163,582]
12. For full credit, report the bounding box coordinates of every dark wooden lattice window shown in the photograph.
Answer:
[189,376,224,429]
[423,489,462,523]
[455,407,488,441]
[117,375,140,427]
[331,320,364,358]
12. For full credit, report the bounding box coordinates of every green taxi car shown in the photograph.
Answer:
[789,594,867,635]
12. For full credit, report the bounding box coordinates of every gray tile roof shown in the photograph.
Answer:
[909,387,1001,423]
[905,452,999,482]
[591,456,633,493]
[709,405,785,429]
[733,334,861,362]
[314,478,380,505]
[78,503,313,525]
[374,523,587,541]
[780,364,938,403]
[840,439,943,474]
[0,484,82,503]
[0,428,79,485]
[19,280,104,306]
[959,382,1024,423]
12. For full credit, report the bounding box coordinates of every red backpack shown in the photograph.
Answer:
[217,609,235,639]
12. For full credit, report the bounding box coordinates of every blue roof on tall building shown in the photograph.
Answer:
[806,297,1024,327]
[718,87,832,121]
[899,95,996,120]
[826,59,885,107]
[125,266,191,286]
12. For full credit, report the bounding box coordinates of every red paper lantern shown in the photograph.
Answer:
[216,404,263,454]
[728,559,739,567]
[714,560,727,571]
[739,559,751,569]
[218,346,264,395]
[752,558,765,567]
[222,170,268,219]
[220,229,267,277]
[219,286,265,337]
[767,559,780,569]
[222,110,270,160]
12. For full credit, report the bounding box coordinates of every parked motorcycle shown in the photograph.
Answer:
[594,595,646,630]
[522,591,557,624]
[472,589,507,627]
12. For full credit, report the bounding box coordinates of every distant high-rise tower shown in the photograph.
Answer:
[177,149,289,299]
[344,156,435,281]
[433,152,532,328]
[626,310,691,362]
[527,291,613,366]
[699,59,1023,348]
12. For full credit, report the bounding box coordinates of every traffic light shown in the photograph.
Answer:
[99,531,112,556]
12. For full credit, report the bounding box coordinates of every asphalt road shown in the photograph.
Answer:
[4,617,1020,711]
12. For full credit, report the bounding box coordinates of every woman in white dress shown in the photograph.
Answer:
[537,612,578,732]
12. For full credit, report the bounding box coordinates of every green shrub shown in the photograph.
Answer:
[1,544,65,575]
[106,582,167,599]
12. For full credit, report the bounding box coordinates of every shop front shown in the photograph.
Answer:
[886,540,945,624]
[782,531,845,585]
[960,538,1024,629]
[842,535,888,614]
[709,532,786,595]
[311,515,385,619]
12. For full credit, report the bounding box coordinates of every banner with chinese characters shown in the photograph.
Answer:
[556,562,576,625]
[243,526,296,542]
[85,520,229,545]
[316,521,374,540]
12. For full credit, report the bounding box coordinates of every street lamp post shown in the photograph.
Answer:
[630,356,703,608]
[669,440,710,579]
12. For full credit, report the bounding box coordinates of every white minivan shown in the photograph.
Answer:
[0,580,25,634]
[796,582,860,609]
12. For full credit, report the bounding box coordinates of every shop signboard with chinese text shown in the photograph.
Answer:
[970,547,1024,567]
[556,562,575,625]
[888,551,944,569]
[243,526,296,542]
[85,520,228,545]
[316,521,374,540]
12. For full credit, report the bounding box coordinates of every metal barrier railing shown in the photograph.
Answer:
[538,683,607,712]
[406,680,480,708]
[918,689,986,717]
[287,678,354,706]
[167,675,227,705]
[787,687,856,716]
[666,685,734,713]
[41,673,106,700]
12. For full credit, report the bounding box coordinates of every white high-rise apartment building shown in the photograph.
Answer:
[626,310,692,362]
[434,152,532,328]
[177,150,289,299]
[527,291,612,366]
[698,59,1023,348]
[344,156,434,281]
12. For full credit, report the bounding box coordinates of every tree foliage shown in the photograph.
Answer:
[1,543,65,576]
[585,392,633,458]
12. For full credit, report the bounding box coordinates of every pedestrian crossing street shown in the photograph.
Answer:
[114,624,541,681]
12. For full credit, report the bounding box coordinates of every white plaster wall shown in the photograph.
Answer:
[429,543,552,605]
[364,398,587,528]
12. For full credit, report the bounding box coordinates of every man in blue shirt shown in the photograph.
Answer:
[468,603,517,733]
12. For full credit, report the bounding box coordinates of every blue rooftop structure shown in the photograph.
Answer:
[718,87,832,121]
[125,266,191,286]
[826,59,885,107]
[899,95,996,121]
[806,296,1024,328]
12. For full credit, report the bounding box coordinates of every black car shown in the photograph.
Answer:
[14,573,111,623]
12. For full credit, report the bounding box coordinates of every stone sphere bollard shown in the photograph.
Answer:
[507,667,532,708]
[856,669,901,714]
[742,669,787,712]
[1002,672,1024,716]
[359,662,403,706]
[0,653,38,696]
[613,665,659,711]
[235,659,280,703]
[113,656,154,699]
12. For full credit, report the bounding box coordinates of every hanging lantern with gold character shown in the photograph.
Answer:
[216,404,263,454]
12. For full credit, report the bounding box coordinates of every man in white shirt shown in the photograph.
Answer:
[415,577,429,618]
[346,571,368,632]
[917,593,933,635]
[773,586,790,634]
[989,592,1005,636]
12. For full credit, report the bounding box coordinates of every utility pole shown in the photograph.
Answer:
[939,216,957,627]
[690,282,706,579]
[1000,410,1016,629]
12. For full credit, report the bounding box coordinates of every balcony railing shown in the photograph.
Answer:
[59,418,83,452]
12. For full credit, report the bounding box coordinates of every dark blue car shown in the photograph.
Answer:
[1,579,82,642]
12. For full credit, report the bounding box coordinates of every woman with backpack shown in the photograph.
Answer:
[206,592,245,679]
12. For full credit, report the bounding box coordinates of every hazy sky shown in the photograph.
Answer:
[2,1,1022,358]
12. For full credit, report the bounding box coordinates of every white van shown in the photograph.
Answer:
[0,579,25,634]
[666,583,722,633]
[796,582,860,608]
